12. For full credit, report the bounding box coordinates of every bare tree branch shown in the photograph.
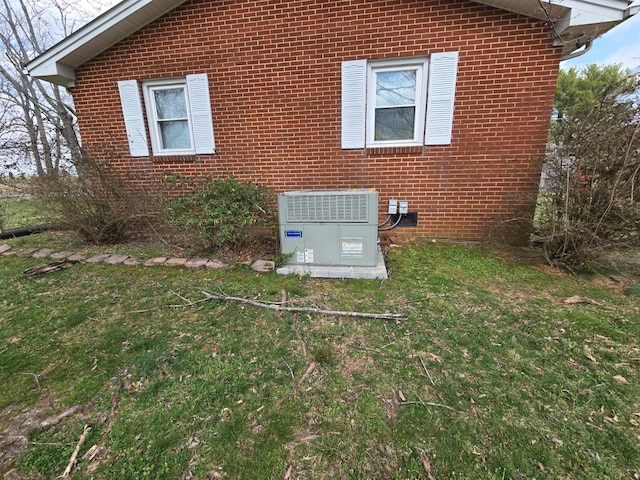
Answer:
[0,0,100,176]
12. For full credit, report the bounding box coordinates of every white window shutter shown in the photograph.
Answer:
[186,73,216,154]
[117,80,149,157]
[425,52,459,146]
[341,59,367,149]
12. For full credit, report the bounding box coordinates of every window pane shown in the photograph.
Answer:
[159,120,191,149]
[374,107,415,141]
[154,88,187,119]
[376,70,416,107]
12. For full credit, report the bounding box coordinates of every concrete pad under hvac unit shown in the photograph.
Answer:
[275,246,388,280]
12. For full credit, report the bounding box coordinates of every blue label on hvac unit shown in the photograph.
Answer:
[285,230,303,238]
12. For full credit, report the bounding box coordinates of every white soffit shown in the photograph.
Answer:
[474,0,638,56]
[472,0,569,21]
[472,0,633,23]
[24,0,188,87]
[472,0,636,54]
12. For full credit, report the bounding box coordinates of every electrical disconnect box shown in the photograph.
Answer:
[278,189,379,267]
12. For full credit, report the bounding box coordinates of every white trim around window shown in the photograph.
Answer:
[143,78,196,155]
[366,57,428,148]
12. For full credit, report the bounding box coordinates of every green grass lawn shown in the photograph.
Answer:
[0,197,48,231]
[0,236,638,479]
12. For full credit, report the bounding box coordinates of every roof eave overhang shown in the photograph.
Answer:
[472,0,637,56]
[24,0,189,87]
[27,0,639,87]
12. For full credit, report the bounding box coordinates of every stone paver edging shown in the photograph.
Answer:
[0,242,267,272]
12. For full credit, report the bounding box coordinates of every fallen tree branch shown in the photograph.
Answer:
[201,291,405,321]
[123,296,211,314]
[24,260,78,277]
[60,424,91,478]
[122,290,405,321]
[40,406,82,429]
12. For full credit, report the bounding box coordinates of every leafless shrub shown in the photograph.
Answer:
[32,154,169,244]
[534,93,640,270]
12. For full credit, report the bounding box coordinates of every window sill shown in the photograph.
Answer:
[364,146,424,156]
[150,154,199,162]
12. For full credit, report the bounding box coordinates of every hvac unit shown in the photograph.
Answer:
[278,189,379,267]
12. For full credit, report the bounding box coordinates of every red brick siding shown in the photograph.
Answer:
[72,0,561,242]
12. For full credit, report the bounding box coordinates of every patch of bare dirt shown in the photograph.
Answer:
[0,402,79,479]
[0,376,123,479]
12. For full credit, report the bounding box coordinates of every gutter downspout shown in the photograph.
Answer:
[561,41,593,61]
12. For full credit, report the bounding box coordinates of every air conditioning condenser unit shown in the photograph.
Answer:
[278,189,379,267]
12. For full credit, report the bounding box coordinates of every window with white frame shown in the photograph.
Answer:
[144,80,194,153]
[367,58,428,147]
[341,52,459,149]
[117,73,215,157]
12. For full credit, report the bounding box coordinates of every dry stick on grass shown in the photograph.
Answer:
[40,406,83,429]
[171,290,193,304]
[101,379,122,435]
[283,464,293,480]
[418,355,435,386]
[276,361,317,407]
[123,291,405,321]
[281,358,295,379]
[401,400,457,412]
[201,291,405,321]
[20,372,41,390]
[276,289,287,320]
[296,320,309,357]
[123,297,211,314]
[349,341,396,354]
[60,424,91,478]
[401,384,457,412]
[421,454,438,480]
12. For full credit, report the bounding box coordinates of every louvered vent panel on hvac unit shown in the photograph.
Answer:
[285,192,371,223]
[278,189,378,267]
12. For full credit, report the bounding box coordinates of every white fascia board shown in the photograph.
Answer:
[31,62,77,88]
[627,5,640,17]
[472,0,632,25]
[25,0,188,87]
[551,0,635,48]
[560,0,632,26]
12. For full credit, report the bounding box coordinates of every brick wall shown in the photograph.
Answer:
[72,0,561,243]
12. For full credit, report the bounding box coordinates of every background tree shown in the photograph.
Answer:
[553,64,637,121]
[537,64,640,269]
[0,0,113,177]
